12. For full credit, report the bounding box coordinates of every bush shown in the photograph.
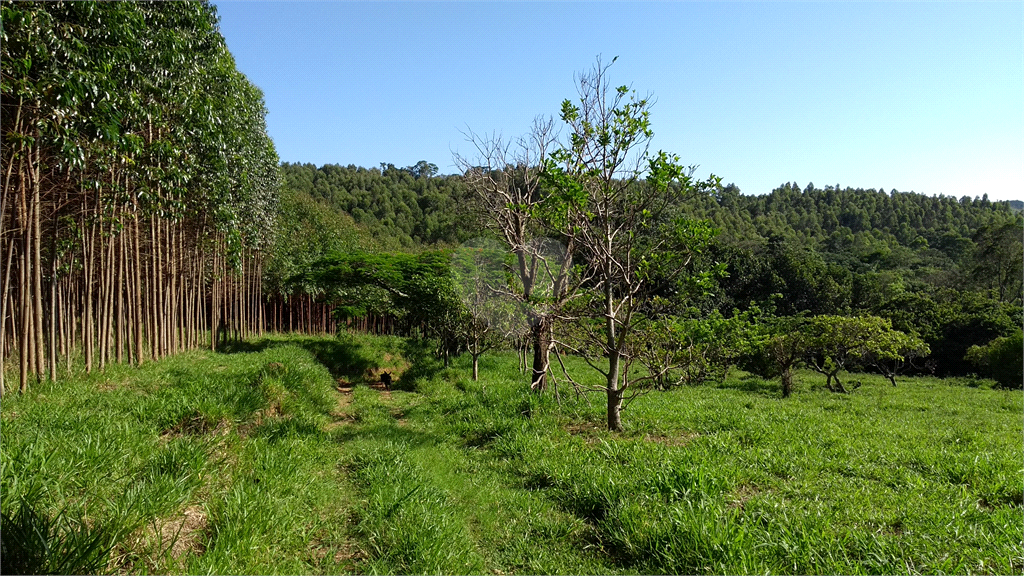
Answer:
[966,330,1023,389]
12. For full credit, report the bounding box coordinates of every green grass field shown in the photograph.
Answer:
[2,333,1021,574]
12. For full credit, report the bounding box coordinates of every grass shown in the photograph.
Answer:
[2,333,1021,574]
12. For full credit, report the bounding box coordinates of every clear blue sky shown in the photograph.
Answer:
[214,1,1022,201]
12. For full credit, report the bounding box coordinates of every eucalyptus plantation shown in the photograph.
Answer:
[0,1,279,395]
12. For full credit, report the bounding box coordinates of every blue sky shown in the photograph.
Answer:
[214,1,1022,201]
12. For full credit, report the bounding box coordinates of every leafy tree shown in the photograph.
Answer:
[305,250,464,354]
[803,315,921,393]
[635,310,755,389]
[743,315,809,398]
[542,57,720,431]
[863,328,930,387]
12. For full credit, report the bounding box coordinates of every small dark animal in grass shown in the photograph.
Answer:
[380,371,393,391]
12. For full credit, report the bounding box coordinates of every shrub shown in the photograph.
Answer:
[966,330,1023,389]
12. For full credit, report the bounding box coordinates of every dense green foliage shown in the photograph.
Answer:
[967,329,1024,389]
[2,0,280,394]
[3,334,1020,574]
[279,162,474,248]
[688,184,1021,377]
[281,166,1022,379]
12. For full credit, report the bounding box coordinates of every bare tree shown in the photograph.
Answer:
[453,118,576,392]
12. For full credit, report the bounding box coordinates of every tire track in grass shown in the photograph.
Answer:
[341,383,616,575]
[327,379,356,431]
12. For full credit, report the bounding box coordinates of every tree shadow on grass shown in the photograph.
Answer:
[296,337,376,382]
[396,338,445,388]
[715,373,782,398]
[218,336,375,382]
[219,334,451,389]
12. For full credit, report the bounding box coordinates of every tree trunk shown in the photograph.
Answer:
[530,315,552,392]
[781,366,793,398]
[0,237,16,396]
[19,156,32,391]
[30,138,44,381]
[604,236,623,432]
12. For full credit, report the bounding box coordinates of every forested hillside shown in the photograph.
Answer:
[280,162,473,248]
[272,161,1021,380]
[690,183,1022,377]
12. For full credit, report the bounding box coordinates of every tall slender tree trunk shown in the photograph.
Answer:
[133,216,143,365]
[31,139,44,380]
[529,314,552,392]
[19,154,32,391]
[1,233,16,397]
[48,244,57,381]
[116,227,125,364]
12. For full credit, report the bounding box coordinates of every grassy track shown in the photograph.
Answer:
[2,333,1021,574]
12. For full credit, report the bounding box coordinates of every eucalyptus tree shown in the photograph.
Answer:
[1,0,281,394]
[541,58,720,431]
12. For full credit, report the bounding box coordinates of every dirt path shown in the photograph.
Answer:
[326,379,393,431]
[326,380,356,430]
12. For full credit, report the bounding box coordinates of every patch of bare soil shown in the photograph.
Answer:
[565,421,605,443]
[305,537,366,569]
[160,505,208,557]
[309,540,364,571]
[326,379,356,431]
[392,409,407,426]
[642,431,700,446]
[116,505,209,573]
[727,483,760,510]
[160,415,231,442]
[366,380,392,400]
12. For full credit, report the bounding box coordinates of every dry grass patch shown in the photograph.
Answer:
[116,505,209,573]
[727,483,761,510]
[641,431,700,446]
[565,421,606,443]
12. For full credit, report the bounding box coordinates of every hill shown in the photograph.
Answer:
[272,169,1022,377]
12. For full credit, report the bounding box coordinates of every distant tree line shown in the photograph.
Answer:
[279,161,473,248]
[687,183,1022,378]
[273,159,1021,385]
